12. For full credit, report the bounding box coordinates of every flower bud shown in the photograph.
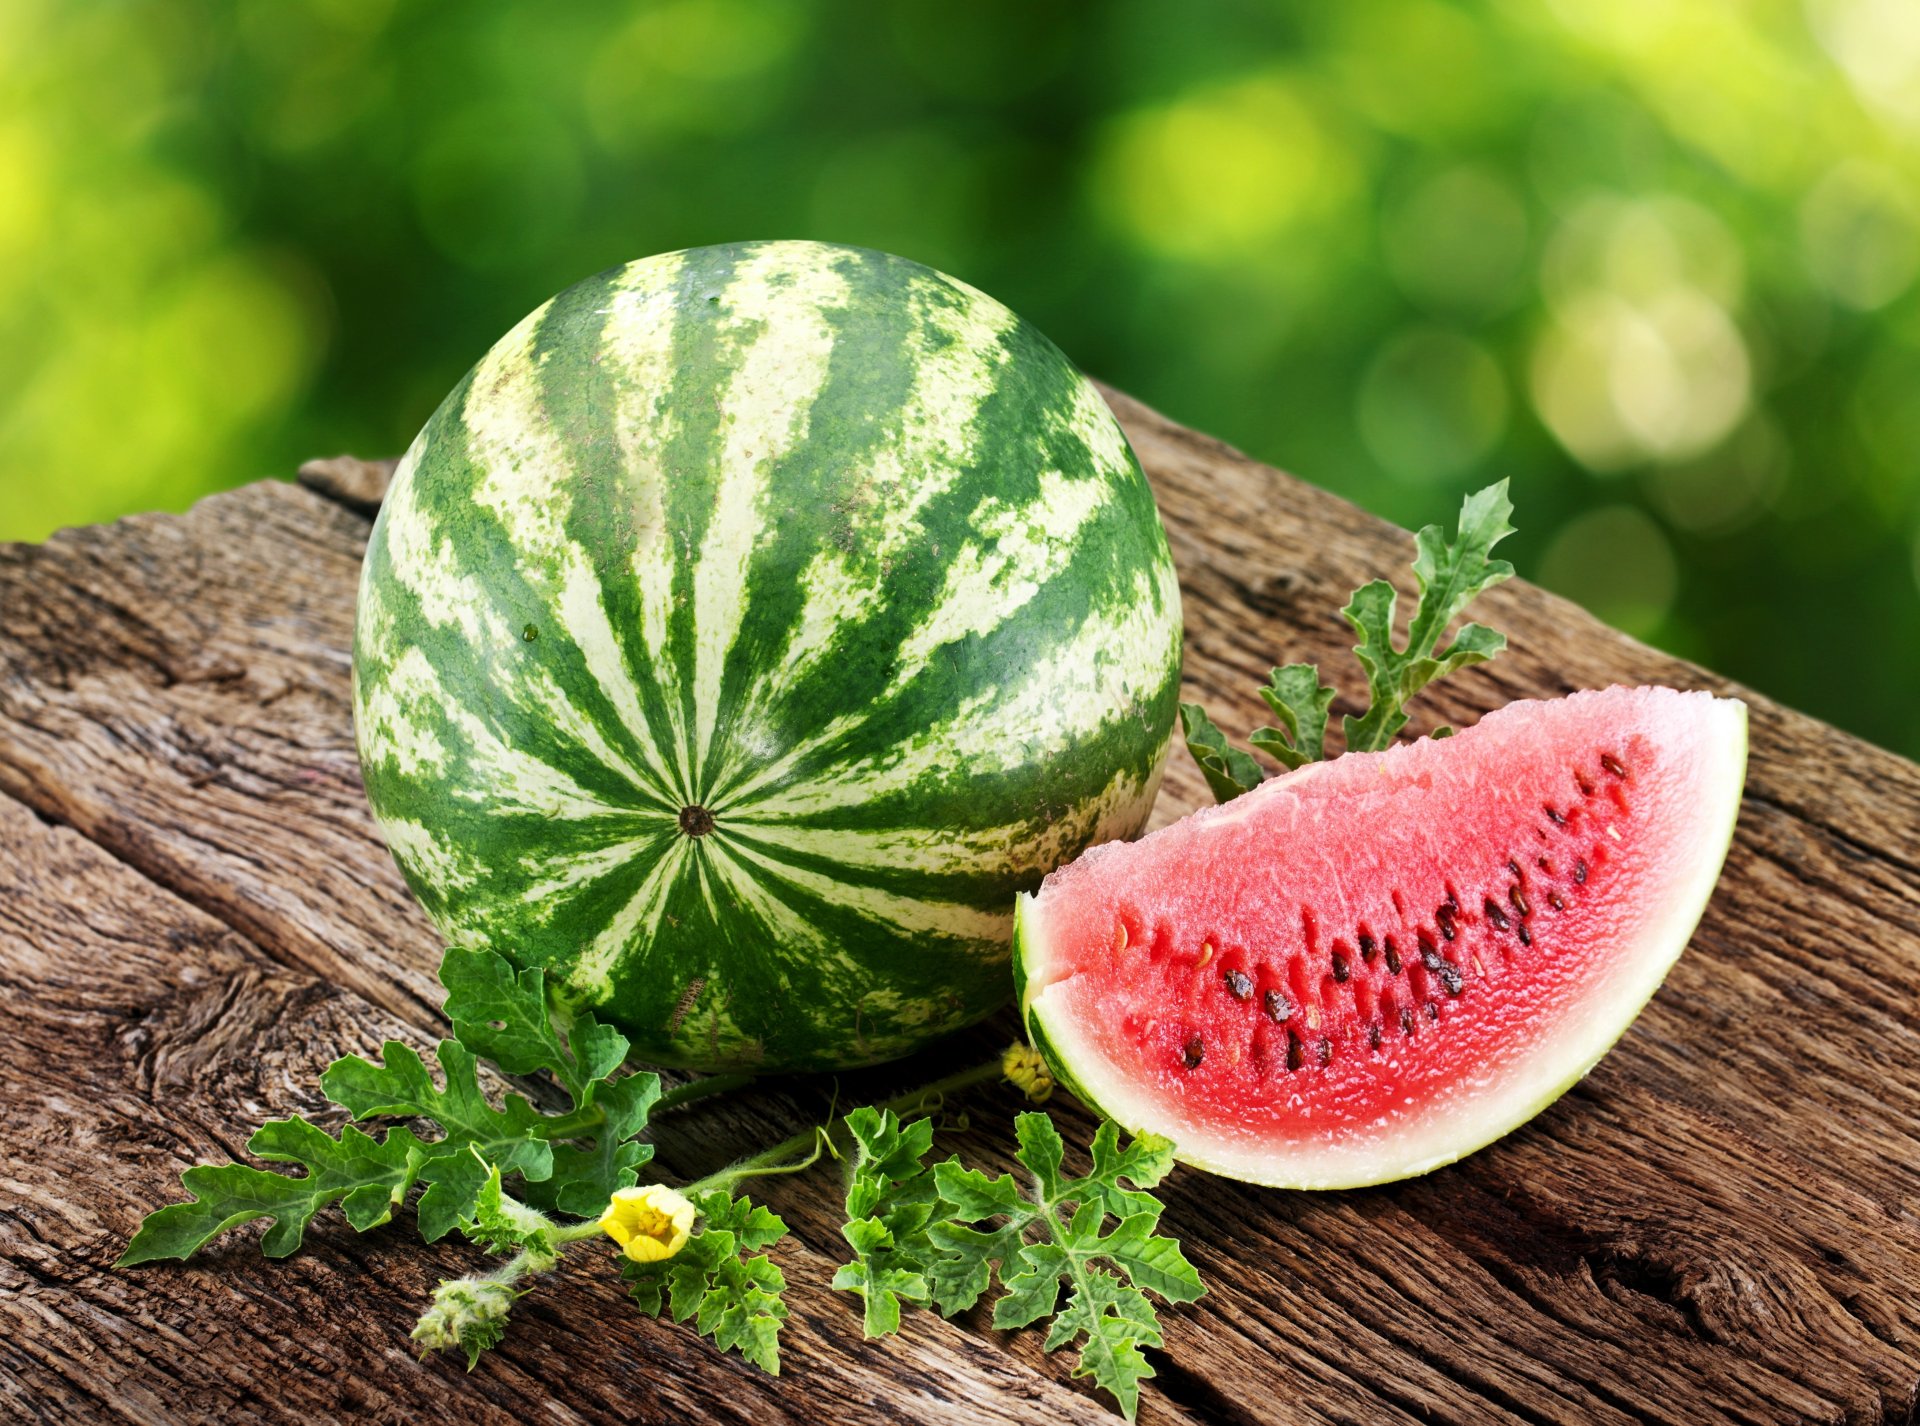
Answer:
[412,1276,515,1366]
[1002,1043,1054,1103]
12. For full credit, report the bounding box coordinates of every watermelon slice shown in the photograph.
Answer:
[1012,686,1746,1188]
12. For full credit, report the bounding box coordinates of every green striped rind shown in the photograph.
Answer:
[1012,894,1097,1109]
[353,241,1183,1072]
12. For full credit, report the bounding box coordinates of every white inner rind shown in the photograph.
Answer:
[1020,696,1749,1189]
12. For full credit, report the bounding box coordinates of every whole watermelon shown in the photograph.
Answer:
[352,240,1184,1071]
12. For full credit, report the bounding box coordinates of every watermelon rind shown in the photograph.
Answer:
[1014,693,1749,1189]
[352,240,1184,1072]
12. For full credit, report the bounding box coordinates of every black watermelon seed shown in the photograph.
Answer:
[1601,753,1628,778]
[1576,774,1595,797]
[1537,856,1553,872]
[1508,859,1524,880]
[1574,858,1588,884]
[1510,885,1530,916]
[1399,1006,1416,1035]
[1286,1031,1304,1071]
[1423,1000,1439,1021]
[1418,933,1443,971]
[1483,898,1510,930]
[1331,951,1351,983]
[1315,1036,1333,1066]
[1437,964,1464,996]
[1181,1033,1204,1069]
[1263,989,1293,1024]
[1547,890,1566,911]
[1436,904,1457,941]
[1358,932,1377,962]
[1384,938,1403,974]
[1224,968,1253,1001]
[1517,923,1532,947]
[1545,805,1567,827]
[1368,1023,1383,1050]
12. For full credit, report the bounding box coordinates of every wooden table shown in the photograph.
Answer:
[4,389,1918,1424]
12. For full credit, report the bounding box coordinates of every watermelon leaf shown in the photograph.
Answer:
[1179,702,1264,800]
[117,1119,436,1264]
[320,1039,555,1183]
[124,946,663,1263]
[1183,479,1516,800]
[624,1188,790,1375]
[1248,663,1337,770]
[439,944,629,1105]
[1344,480,1515,753]
[830,1107,1203,1422]
[833,1107,951,1331]
[529,1070,663,1217]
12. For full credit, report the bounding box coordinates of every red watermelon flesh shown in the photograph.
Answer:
[1013,686,1746,1188]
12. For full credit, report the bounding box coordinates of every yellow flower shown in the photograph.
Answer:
[599,1184,696,1263]
[1002,1043,1054,1104]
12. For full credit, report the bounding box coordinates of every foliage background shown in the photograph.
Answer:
[2,0,1917,757]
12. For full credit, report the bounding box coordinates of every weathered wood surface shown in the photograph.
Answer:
[2,389,1917,1424]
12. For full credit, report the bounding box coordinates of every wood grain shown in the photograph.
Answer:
[0,387,1917,1423]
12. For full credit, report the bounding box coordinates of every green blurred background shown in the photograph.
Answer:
[3,0,1918,757]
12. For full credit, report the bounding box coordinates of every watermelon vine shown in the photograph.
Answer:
[121,943,1197,1418]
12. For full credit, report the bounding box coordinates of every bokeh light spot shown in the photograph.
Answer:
[1543,195,1744,311]
[1645,416,1788,535]
[1800,160,1920,310]
[412,104,586,272]
[584,0,801,147]
[1807,0,1920,129]
[1383,166,1530,316]
[1533,197,1751,470]
[1356,328,1509,484]
[1536,505,1679,638]
[1093,74,1357,262]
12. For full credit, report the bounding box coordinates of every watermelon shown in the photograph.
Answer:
[1013,686,1746,1187]
[352,240,1184,1072]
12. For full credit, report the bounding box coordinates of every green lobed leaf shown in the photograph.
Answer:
[1045,1266,1162,1421]
[531,1071,663,1218]
[414,1146,496,1243]
[835,1107,948,1336]
[321,1039,554,1183]
[920,1220,1024,1318]
[830,1107,1204,1421]
[1013,1111,1066,1200]
[698,1186,789,1252]
[992,1240,1069,1329]
[1180,480,1516,803]
[118,1119,435,1265]
[125,946,663,1264]
[624,1189,790,1375]
[1343,479,1515,753]
[439,945,629,1105]
[1248,663,1337,770]
[1178,702,1263,801]
[457,1158,559,1269]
